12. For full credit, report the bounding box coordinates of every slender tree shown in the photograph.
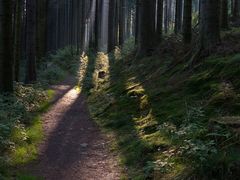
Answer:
[175,0,183,34]
[36,0,48,61]
[183,0,192,44]
[119,0,126,46]
[200,0,221,50]
[25,0,37,83]
[108,0,117,52]
[0,0,13,92]
[137,0,156,57]
[14,0,23,82]
[233,0,239,20]
[220,0,229,29]
[156,0,163,41]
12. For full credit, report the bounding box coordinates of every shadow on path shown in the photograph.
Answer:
[28,75,120,180]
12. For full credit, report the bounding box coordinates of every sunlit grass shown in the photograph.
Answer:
[37,89,55,113]
[9,116,42,166]
[1,88,55,179]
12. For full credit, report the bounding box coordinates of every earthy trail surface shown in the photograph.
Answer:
[28,77,120,180]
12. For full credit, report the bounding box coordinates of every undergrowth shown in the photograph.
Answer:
[0,85,53,179]
[39,46,80,86]
[81,30,240,179]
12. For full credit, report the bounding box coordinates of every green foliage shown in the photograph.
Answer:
[121,37,136,58]
[48,46,80,74]
[37,47,80,85]
[39,63,66,85]
[0,83,51,178]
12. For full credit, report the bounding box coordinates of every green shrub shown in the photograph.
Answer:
[0,84,49,177]
[15,83,48,113]
[158,106,240,179]
[38,63,66,85]
[0,94,26,152]
[49,46,80,74]
[122,37,136,58]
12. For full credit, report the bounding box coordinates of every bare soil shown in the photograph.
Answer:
[28,77,121,180]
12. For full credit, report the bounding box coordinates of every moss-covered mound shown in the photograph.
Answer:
[81,35,240,179]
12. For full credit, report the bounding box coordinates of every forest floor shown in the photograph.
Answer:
[24,76,121,180]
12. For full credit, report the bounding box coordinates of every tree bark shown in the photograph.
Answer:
[156,0,163,41]
[108,0,117,52]
[183,0,192,44]
[233,0,239,20]
[14,0,23,82]
[136,0,156,57]
[200,0,221,50]
[220,0,229,29]
[0,0,13,92]
[174,0,183,34]
[25,0,37,83]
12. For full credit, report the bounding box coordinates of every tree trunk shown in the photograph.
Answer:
[174,0,183,34]
[25,0,37,83]
[14,0,23,82]
[200,0,221,50]
[108,0,117,52]
[36,0,48,62]
[164,0,168,33]
[156,0,163,41]
[0,0,13,92]
[135,0,140,44]
[183,0,192,44]
[119,0,126,46]
[220,0,229,29]
[233,0,239,20]
[136,0,156,57]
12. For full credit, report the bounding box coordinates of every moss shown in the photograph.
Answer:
[83,31,240,179]
[16,174,41,180]
[1,88,55,178]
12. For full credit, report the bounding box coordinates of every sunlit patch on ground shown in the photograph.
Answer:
[42,87,79,136]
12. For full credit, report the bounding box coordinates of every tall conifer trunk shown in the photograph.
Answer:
[25,0,37,83]
[0,0,13,92]
[14,0,23,82]
[136,0,156,57]
[220,0,229,29]
[156,0,163,40]
[175,0,183,34]
[200,0,221,50]
[183,0,192,44]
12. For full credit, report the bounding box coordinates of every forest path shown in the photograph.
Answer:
[28,76,120,180]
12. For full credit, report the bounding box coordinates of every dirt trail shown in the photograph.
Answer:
[29,77,120,180]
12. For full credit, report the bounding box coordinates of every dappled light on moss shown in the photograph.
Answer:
[92,52,110,91]
[78,54,89,89]
[82,38,240,179]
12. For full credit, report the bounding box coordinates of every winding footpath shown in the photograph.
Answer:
[28,77,120,180]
